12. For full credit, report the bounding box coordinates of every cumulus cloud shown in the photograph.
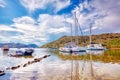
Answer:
[11,16,49,44]
[12,16,37,32]
[20,0,70,13]
[73,0,120,34]
[20,0,48,12]
[13,16,36,25]
[0,25,16,31]
[37,14,71,40]
[0,14,71,45]
[0,0,5,8]
[52,0,70,13]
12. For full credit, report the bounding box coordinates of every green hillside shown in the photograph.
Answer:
[40,33,120,49]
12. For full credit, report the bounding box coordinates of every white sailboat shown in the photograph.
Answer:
[59,12,86,53]
[87,43,106,50]
[59,42,86,52]
[87,25,106,50]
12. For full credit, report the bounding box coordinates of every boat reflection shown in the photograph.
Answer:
[0,49,120,80]
[86,50,105,55]
[52,49,120,63]
[3,51,9,56]
[59,51,86,55]
[66,50,95,80]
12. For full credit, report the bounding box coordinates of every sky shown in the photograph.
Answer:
[0,0,120,46]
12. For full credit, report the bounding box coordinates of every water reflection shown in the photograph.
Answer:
[52,49,120,80]
[87,50,105,55]
[3,51,9,56]
[52,50,120,63]
[0,48,120,80]
[69,51,95,80]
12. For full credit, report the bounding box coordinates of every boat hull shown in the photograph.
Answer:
[24,52,33,56]
[59,47,86,53]
[3,49,9,51]
[87,48,106,50]
[0,71,5,76]
[24,49,34,56]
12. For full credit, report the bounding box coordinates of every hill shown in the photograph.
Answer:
[0,43,38,48]
[40,33,120,49]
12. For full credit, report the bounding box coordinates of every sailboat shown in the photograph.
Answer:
[59,12,86,53]
[87,25,106,50]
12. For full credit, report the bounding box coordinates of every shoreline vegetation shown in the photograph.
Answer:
[40,33,120,49]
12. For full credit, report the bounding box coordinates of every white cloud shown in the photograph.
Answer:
[49,27,69,34]
[73,0,120,34]
[20,0,48,13]
[0,14,72,45]
[0,25,15,31]
[52,0,70,13]
[0,25,24,33]
[13,16,35,25]
[0,0,5,8]
[12,16,37,32]
[38,14,71,34]
[20,0,70,13]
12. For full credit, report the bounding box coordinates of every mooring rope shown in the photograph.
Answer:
[0,54,51,76]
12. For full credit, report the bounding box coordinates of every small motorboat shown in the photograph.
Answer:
[0,70,5,76]
[2,45,9,51]
[9,48,34,57]
[15,49,24,56]
[24,48,34,56]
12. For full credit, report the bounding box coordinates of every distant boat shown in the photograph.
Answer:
[9,48,34,57]
[2,45,9,51]
[59,12,86,53]
[15,48,24,56]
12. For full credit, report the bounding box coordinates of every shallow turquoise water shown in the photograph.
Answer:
[0,48,120,80]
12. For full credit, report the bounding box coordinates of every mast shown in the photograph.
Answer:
[90,24,92,45]
[71,24,73,45]
[74,12,79,46]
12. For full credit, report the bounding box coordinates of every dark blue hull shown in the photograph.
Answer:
[24,49,34,56]
[0,71,5,76]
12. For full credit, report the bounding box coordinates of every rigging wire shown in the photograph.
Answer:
[75,16,87,46]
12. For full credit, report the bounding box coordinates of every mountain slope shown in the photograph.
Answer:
[40,33,120,49]
[0,43,38,48]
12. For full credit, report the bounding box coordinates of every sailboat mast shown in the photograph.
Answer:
[74,12,78,46]
[71,24,73,44]
[90,25,92,44]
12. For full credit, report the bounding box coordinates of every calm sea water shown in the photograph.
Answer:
[0,48,120,80]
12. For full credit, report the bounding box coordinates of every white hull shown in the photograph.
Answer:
[87,44,106,50]
[59,46,86,52]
